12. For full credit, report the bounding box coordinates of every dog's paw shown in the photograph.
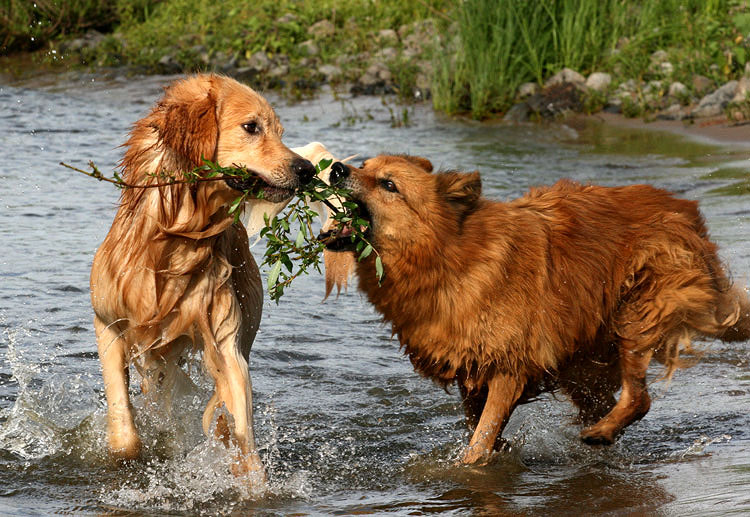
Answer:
[579,426,616,445]
[459,444,496,466]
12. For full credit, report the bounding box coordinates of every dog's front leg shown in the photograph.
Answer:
[95,316,142,460]
[460,372,524,465]
[202,338,266,484]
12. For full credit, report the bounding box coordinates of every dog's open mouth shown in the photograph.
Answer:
[317,200,372,251]
[224,172,295,203]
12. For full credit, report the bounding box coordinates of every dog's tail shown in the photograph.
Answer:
[717,284,750,342]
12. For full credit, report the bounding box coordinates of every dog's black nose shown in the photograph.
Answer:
[329,162,350,186]
[292,157,316,186]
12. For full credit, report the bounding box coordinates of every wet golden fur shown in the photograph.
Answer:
[327,154,750,463]
[91,74,311,480]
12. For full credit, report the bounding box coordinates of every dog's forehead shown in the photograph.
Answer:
[365,155,426,175]
[221,84,282,128]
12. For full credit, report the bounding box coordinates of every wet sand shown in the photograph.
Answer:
[589,112,750,148]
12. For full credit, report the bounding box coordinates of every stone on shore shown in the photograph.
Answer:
[545,68,586,89]
[657,103,689,121]
[692,80,738,118]
[298,40,320,57]
[308,19,335,38]
[692,75,713,95]
[318,64,343,81]
[731,76,750,103]
[668,81,688,98]
[517,82,539,98]
[585,72,611,92]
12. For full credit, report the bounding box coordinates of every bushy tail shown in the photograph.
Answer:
[718,285,750,342]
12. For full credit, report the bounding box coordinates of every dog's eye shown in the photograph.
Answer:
[380,179,398,193]
[242,121,260,135]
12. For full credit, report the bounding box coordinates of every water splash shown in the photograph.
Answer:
[675,434,733,460]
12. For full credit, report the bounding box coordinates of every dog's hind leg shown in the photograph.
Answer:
[580,338,653,445]
[202,336,266,483]
[460,373,525,464]
[559,344,620,425]
[95,316,142,460]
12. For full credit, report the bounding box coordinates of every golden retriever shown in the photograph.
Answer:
[90,74,315,481]
[323,154,750,464]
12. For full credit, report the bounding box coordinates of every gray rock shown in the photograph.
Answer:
[247,51,271,72]
[585,72,611,92]
[504,102,531,122]
[518,82,540,98]
[158,54,181,73]
[298,40,319,56]
[545,68,586,88]
[267,64,290,78]
[659,62,674,76]
[692,80,738,117]
[377,29,399,44]
[402,47,420,60]
[657,103,689,120]
[308,19,335,37]
[692,75,713,95]
[643,80,663,95]
[605,96,623,113]
[668,81,688,98]
[375,47,398,61]
[359,72,380,87]
[650,49,669,63]
[732,76,750,102]
[617,79,637,92]
[59,29,105,54]
[367,62,392,82]
[233,67,258,82]
[276,13,298,24]
[318,64,343,80]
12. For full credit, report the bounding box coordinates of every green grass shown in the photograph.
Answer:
[433,0,748,119]
[85,0,446,72]
[4,0,750,122]
[0,0,155,53]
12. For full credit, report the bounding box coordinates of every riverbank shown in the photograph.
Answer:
[5,1,750,122]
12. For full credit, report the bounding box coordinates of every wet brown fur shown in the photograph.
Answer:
[329,154,750,463]
[90,74,306,481]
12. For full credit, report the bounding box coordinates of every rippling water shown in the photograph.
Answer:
[1,71,749,516]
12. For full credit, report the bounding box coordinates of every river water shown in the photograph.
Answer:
[0,71,749,516]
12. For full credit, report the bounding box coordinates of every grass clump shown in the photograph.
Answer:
[433,0,748,119]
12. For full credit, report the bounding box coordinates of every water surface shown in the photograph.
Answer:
[1,72,749,516]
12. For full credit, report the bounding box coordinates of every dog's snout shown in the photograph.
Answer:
[329,162,350,186]
[292,157,316,186]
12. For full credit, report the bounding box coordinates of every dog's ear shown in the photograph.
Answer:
[435,171,482,214]
[401,155,433,172]
[152,85,219,166]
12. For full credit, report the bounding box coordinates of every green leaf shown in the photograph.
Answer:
[316,158,333,172]
[375,256,384,281]
[359,244,373,260]
[228,194,245,214]
[267,259,282,291]
[295,229,305,248]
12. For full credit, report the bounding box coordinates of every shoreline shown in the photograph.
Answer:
[588,112,750,148]
[4,62,750,153]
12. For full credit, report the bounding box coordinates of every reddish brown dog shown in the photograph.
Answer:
[324,154,750,464]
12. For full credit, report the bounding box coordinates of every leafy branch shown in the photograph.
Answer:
[64,158,383,302]
[260,158,382,302]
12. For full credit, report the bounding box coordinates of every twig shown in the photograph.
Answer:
[60,161,248,189]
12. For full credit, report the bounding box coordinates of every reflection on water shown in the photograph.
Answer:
[0,71,749,515]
